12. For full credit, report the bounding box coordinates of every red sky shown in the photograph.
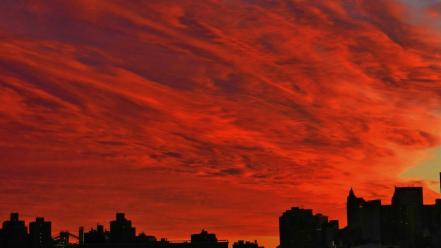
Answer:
[1,1,441,247]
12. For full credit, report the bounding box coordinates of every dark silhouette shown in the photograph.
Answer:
[279,172,441,248]
[190,229,228,248]
[279,208,339,248]
[342,186,436,248]
[83,224,108,245]
[0,212,235,248]
[232,240,263,248]
[110,213,135,244]
[29,217,51,248]
[2,213,28,248]
[4,174,441,248]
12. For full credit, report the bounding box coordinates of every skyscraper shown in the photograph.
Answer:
[29,217,51,248]
[346,189,381,244]
[110,213,135,243]
[279,207,338,248]
[391,187,424,248]
[2,213,28,248]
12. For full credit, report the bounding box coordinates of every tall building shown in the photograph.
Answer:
[345,185,441,247]
[346,188,363,231]
[110,213,136,243]
[391,187,424,248]
[2,213,28,248]
[279,172,441,248]
[29,217,51,248]
[346,189,381,245]
[279,207,338,248]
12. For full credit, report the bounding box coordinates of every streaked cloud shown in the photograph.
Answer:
[1,1,441,247]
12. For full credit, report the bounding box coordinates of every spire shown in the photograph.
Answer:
[349,188,355,197]
[347,187,357,202]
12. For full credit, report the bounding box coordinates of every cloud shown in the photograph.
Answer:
[1,1,441,247]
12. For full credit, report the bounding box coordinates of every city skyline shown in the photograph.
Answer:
[1,174,440,247]
[2,172,441,248]
[2,1,441,248]
[0,211,237,248]
[279,172,441,247]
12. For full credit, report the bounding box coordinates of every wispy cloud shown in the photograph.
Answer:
[0,1,441,247]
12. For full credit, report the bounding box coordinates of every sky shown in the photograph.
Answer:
[1,0,441,247]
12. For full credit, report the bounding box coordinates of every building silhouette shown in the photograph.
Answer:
[7,173,441,248]
[0,212,235,248]
[344,186,439,248]
[1,213,28,248]
[189,230,228,248]
[346,188,382,245]
[29,218,51,248]
[279,208,339,248]
[110,213,135,243]
[233,240,263,248]
[280,172,441,248]
[79,214,229,248]
[83,224,108,245]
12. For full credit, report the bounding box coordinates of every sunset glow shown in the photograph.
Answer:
[1,1,441,247]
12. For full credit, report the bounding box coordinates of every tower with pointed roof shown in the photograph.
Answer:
[346,188,364,231]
